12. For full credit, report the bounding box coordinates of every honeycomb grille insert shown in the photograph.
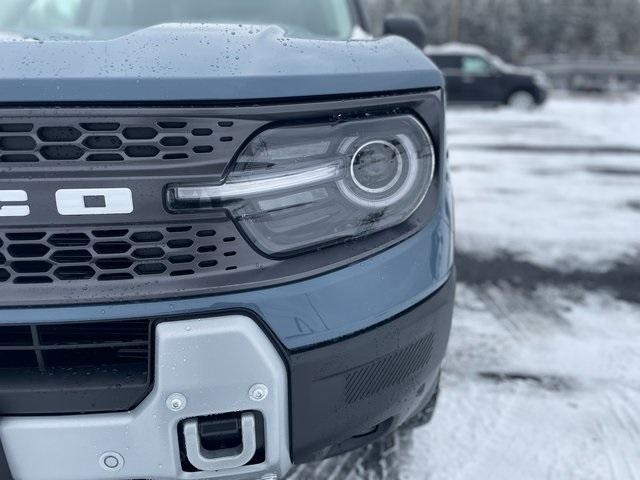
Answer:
[0,118,236,163]
[0,224,242,285]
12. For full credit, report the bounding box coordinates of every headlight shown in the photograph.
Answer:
[167,115,435,257]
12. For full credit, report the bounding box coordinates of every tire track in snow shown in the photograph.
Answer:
[473,284,571,342]
[599,387,640,480]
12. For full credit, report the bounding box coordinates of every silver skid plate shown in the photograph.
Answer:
[0,316,290,480]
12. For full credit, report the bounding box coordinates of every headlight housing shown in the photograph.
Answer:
[168,114,435,257]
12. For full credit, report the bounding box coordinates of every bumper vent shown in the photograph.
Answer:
[0,320,152,415]
[0,224,243,285]
[0,119,236,163]
[344,333,435,404]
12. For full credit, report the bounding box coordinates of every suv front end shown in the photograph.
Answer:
[0,19,454,480]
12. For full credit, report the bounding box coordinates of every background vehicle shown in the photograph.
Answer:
[0,1,453,480]
[425,43,549,108]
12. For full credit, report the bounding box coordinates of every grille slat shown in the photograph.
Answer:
[0,224,243,284]
[0,117,232,163]
[0,340,149,351]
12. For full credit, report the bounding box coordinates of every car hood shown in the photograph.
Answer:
[0,24,443,103]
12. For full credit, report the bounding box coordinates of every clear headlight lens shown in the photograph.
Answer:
[168,115,435,257]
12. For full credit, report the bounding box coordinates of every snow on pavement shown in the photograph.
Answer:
[404,286,640,480]
[452,93,640,271]
[289,94,640,480]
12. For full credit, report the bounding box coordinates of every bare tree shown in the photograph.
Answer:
[377,0,640,62]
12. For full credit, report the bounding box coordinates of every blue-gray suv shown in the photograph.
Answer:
[0,1,454,479]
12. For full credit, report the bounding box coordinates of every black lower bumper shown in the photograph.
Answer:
[286,273,456,464]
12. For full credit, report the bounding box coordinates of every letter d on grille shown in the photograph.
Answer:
[56,188,134,216]
[0,190,30,217]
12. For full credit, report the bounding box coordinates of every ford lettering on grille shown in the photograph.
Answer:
[1,189,134,217]
[0,190,30,217]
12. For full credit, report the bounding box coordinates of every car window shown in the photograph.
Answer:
[462,56,492,75]
[2,0,82,29]
[20,0,84,29]
[430,55,462,70]
[0,0,355,40]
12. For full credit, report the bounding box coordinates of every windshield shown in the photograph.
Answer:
[0,0,355,40]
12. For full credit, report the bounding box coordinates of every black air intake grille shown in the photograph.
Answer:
[0,320,153,415]
[0,118,238,164]
[0,223,246,285]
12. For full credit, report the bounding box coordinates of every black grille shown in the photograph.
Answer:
[0,320,152,415]
[0,224,244,285]
[0,118,237,163]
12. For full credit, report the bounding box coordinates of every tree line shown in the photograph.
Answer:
[365,0,640,62]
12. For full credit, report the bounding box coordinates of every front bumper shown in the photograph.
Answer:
[0,273,454,479]
[0,316,291,480]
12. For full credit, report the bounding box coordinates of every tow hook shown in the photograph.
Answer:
[182,412,261,472]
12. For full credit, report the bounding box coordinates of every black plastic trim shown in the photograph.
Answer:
[0,443,11,480]
[0,320,156,417]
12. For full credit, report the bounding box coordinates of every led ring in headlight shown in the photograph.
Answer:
[168,114,435,256]
[349,140,404,194]
[338,133,426,209]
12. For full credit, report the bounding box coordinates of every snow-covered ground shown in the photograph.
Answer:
[290,94,640,480]
[452,93,640,271]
